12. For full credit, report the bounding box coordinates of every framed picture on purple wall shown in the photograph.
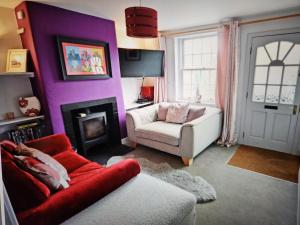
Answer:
[57,36,112,80]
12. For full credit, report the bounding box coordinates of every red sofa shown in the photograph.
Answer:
[1,134,141,225]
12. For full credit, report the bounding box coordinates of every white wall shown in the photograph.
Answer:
[116,28,159,107]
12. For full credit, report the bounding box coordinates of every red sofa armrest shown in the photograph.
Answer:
[25,134,73,156]
[17,159,141,225]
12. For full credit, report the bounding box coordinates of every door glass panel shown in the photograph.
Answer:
[268,66,283,85]
[265,42,279,60]
[266,85,280,103]
[252,85,266,102]
[256,47,271,65]
[284,44,300,65]
[278,41,293,60]
[254,67,268,84]
[280,86,296,104]
[283,66,299,85]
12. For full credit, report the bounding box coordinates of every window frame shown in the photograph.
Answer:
[174,31,218,106]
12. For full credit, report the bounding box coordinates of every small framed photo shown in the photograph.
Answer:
[57,36,112,81]
[6,49,28,72]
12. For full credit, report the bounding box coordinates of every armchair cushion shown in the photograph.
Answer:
[166,103,189,124]
[157,102,169,121]
[135,121,181,146]
[186,106,206,122]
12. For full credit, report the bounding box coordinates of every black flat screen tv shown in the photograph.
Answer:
[118,48,164,77]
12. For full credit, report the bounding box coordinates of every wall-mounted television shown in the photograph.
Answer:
[118,48,164,77]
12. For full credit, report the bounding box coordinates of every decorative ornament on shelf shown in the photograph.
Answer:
[6,49,28,72]
[125,0,158,38]
[4,112,15,120]
[18,96,41,117]
[195,87,202,104]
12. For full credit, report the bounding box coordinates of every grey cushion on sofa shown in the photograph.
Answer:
[62,173,196,225]
[135,121,182,146]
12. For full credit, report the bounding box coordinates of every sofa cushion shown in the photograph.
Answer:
[166,103,189,124]
[157,102,169,121]
[53,151,90,173]
[186,106,206,122]
[16,143,70,182]
[1,149,50,212]
[14,155,65,191]
[69,162,104,186]
[135,121,181,146]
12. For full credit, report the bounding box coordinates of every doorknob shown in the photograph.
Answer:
[293,105,298,115]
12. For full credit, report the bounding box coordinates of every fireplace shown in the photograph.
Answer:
[61,97,121,155]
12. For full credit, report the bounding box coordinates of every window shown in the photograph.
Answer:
[176,32,218,104]
[252,41,300,105]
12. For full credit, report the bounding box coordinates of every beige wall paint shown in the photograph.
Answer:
[116,28,159,107]
[0,7,22,72]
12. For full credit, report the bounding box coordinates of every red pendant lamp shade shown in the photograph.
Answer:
[125,7,158,38]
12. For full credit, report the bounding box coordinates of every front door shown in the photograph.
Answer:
[243,32,300,154]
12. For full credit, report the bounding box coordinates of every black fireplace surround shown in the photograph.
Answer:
[61,97,121,155]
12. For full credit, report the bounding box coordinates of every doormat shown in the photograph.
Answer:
[228,145,300,183]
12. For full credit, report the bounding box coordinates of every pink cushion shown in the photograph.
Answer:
[166,103,189,124]
[186,107,206,122]
[16,144,70,186]
[157,103,169,121]
[14,155,62,191]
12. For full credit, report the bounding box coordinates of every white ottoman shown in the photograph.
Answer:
[62,173,196,225]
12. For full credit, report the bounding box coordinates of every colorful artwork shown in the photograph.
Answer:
[57,36,111,80]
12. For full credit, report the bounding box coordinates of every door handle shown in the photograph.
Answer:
[293,105,298,115]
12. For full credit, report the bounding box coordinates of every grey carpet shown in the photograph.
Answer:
[122,144,297,225]
[107,156,216,203]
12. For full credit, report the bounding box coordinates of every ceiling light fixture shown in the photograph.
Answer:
[125,0,158,38]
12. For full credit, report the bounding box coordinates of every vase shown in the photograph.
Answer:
[19,96,41,117]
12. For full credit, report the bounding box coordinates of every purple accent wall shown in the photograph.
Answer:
[24,2,126,136]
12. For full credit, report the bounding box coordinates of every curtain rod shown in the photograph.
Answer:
[161,12,300,36]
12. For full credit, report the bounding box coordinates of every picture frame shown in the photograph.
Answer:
[6,49,28,72]
[57,36,112,81]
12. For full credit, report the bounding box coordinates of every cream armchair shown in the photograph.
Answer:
[126,104,222,166]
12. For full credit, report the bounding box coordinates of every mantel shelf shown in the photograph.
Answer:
[0,115,44,127]
[0,72,34,78]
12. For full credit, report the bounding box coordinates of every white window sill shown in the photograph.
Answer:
[174,99,217,108]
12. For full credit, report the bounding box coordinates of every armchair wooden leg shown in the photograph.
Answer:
[181,157,193,166]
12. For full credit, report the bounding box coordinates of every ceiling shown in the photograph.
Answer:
[1,0,300,31]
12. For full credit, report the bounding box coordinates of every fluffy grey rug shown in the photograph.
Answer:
[107,156,216,203]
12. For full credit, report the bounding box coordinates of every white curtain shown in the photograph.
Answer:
[216,20,240,147]
[154,36,168,103]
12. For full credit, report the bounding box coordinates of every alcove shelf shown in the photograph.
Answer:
[0,72,34,78]
[0,115,44,127]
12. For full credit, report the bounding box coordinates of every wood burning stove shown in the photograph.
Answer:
[61,97,121,155]
[76,112,108,155]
